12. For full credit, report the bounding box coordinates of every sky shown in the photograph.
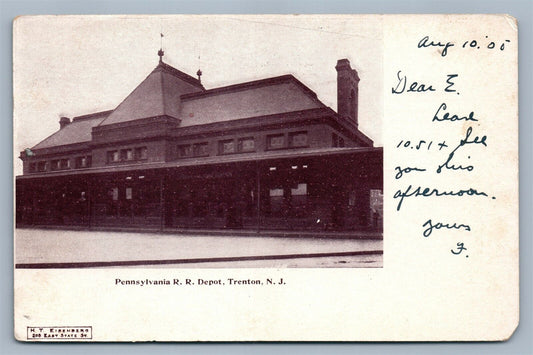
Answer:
[13,15,383,174]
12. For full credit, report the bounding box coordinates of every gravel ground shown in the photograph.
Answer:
[15,228,383,268]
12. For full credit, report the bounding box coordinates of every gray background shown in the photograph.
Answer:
[2,0,531,354]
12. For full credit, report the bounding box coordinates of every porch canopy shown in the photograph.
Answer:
[16,147,382,233]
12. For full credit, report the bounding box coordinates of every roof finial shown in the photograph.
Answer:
[158,32,164,63]
[196,68,202,83]
[196,53,202,82]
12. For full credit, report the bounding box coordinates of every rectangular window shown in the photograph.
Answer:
[267,134,285,150]
[76,157,85,168]
[269,188,284,197]
[37,161,47,172]
[125,187,133,200]
[135,147,148,160]
[29,163,36,173]
[291,183,308,214]
[349,191,356,206]
[60,159,70,169]
[268,187,285,216]
[178,144,192,158]
[111,187,119,201]
[51,160,60,171]
[107,150,119,163]
[193,142,209,156]
[219,139,235,154]
[238,137,255,152]
[289,131,308,147]
[52,159,70,170]
[75,156,92,168]
[291,183,307,196]
[121,149,133,161]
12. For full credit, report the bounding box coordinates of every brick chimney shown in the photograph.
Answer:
[59,116,71,129]
[335,59,360,126]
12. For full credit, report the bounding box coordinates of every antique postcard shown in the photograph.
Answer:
[13,15,518,341]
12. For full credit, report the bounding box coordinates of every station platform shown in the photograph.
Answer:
[15,228,383,268]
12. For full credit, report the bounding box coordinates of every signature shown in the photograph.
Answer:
[422,219,471,237]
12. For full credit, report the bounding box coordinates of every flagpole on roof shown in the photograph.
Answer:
[196,52,202,83]
[158,20,164,63]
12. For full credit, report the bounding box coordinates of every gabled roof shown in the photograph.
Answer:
[179,75,325,127]
[32,110,111,150]
[98,62,204,127]
[30,62,332,151]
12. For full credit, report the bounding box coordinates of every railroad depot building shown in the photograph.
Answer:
[16,53,383,233]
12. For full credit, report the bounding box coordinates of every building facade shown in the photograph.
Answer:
[16,54,382,234]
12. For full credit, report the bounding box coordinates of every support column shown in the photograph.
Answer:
[87,178,92,229]
[355,185,371,227]
[256,162,261,233]
[159,174,165,232]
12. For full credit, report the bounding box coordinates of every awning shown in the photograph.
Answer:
[16,147,382,180]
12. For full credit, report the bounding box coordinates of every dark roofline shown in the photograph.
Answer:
[90,108,331,141]
[20,142,91,159]
[331,112,374,147]
[72,110,113,122]
[154,61,205,90]
[30,113,109,150]
[97,61,204,127]
[180,74,325,107]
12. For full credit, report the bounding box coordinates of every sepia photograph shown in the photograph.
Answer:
[14,15,383,269]
[12,14,520,343]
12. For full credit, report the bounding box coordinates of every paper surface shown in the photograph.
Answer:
[13,14,518,341]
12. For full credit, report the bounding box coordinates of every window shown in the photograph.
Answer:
[108,147,147,163]
[107,150,119,163]
[111,187,119,201]
[37,161,47,172]
[121,149,133,161]
[291,183,307,196]
[289,131,308,147]
[60,159,70,169]
[193,142,209,156]
[349,191,356,206]
[29,163,36,173]
[269,188,284,197]
[51,159,70,171]
[134,147,147,160]
[178,144,192,158]
[219,139,235,154]
[238,137,255,152]
[75,156,91,168]
[291,183,308,216]
[267,134,285,150]
[76,157,85,168]
[125,187,133,200]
